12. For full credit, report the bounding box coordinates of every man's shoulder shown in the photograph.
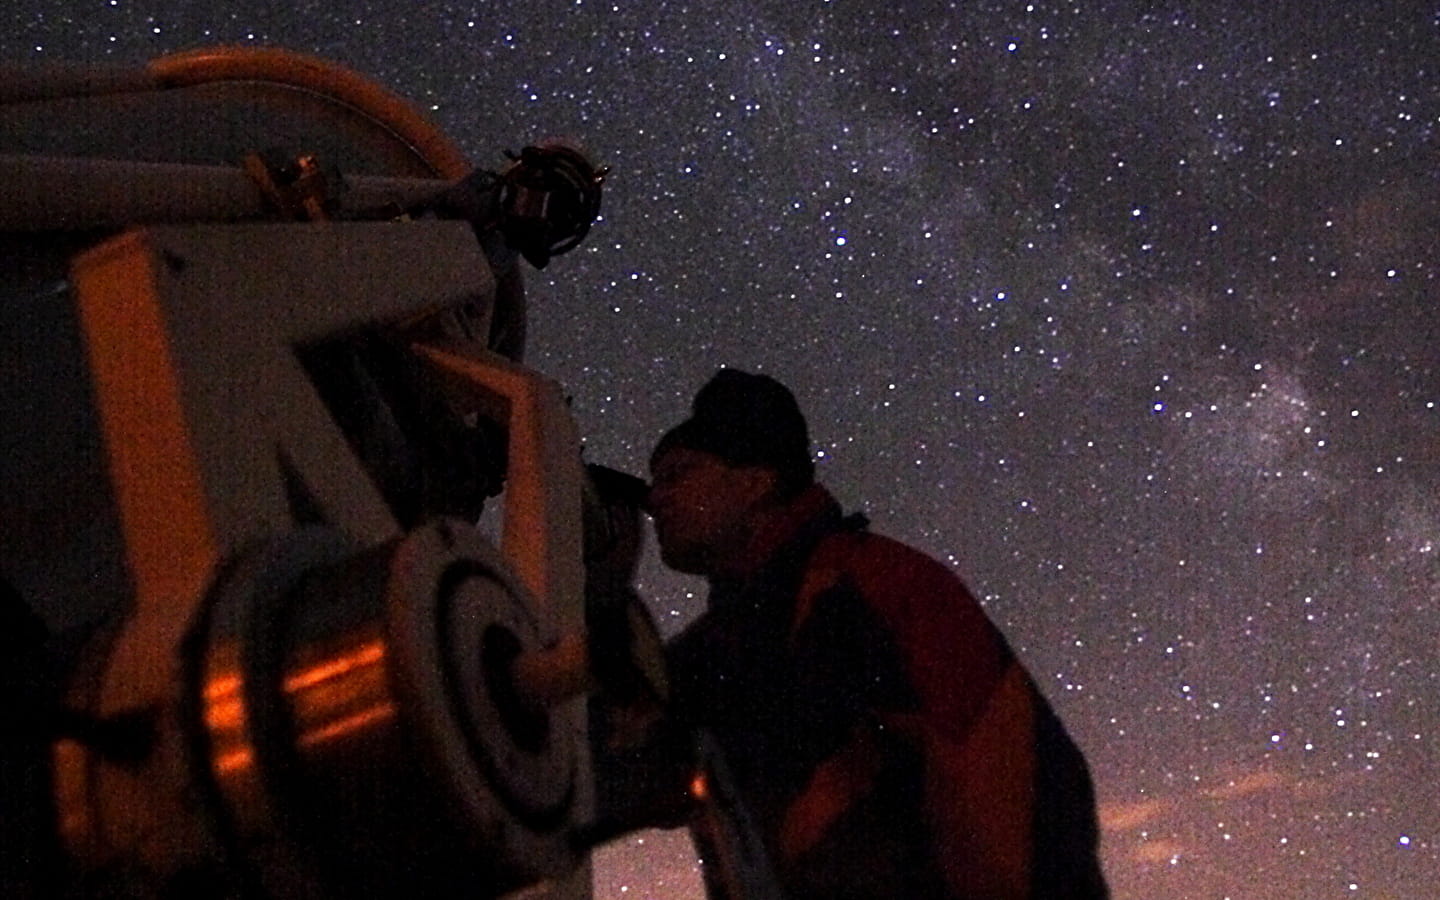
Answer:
[798,524,1016,733]
[796,526,985,630]
[810,527,966,593]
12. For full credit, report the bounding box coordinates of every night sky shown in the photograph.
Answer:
[5,2,1439,898]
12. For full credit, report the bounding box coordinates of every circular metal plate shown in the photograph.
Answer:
[384,519,580,879]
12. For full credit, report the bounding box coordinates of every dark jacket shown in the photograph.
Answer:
[662,485,1109,899]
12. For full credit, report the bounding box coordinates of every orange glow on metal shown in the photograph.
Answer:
[72,231,218,613]
[214,748,255,775]
[204,672,245,731]
[204,673,243,700]
[52,739,92,842]
[205,640,393,775]
[205,664,253,775]
[295,703,397,747]
[206,697,245,731]
[150,46,472,180]
[288,639,392,750]
[690,771,710,801]
[283,640,386,692]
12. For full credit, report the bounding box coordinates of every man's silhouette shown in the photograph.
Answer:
[628,368,1109,899]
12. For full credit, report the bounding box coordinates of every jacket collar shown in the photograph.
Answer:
[714,483,843,585]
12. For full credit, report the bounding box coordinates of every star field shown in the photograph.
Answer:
[5,2,1437,897]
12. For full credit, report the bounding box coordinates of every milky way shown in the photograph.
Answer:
[5,2,1436,897]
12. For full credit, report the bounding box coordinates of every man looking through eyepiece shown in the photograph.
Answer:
[591,368,1108,899]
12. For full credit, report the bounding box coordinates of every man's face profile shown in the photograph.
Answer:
[647,446,768,575]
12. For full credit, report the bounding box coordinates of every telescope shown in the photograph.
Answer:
[0,46,638,899]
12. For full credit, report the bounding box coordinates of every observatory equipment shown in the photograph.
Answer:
[0,46,621,899]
